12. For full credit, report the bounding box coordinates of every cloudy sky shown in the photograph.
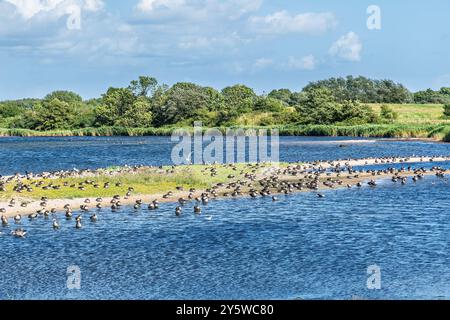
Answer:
[1,0,450,99]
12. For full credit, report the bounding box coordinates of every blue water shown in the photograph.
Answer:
[0,137,449,300]
[1,136,450,175]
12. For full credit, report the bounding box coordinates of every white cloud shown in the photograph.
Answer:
[249,10,337,35]
[329,31,362,62]
[134,0,261,22]
[5,0,64,19]
[253,57,273,70]
[288,54,316,70]
[83,0,103,12]
[136,0,185,12]
[4,0,103,19]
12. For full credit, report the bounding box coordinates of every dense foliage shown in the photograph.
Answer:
[0,75,447,131]
[444,103,450,117]
[302,76,413,104]
[414,88,450,104]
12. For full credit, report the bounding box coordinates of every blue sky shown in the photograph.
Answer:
[1,0,450,100]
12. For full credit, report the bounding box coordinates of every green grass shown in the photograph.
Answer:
[0,163,285,201]
[0,127,177,137]
[369,103,449,124]
[275,124,450,139]
[1,124,450,141]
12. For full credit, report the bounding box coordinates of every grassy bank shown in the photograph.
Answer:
[0,163,277,201]
[1,124,450,141]
[368,103,449,124]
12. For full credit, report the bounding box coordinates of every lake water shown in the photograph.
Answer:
[0,136,449,300]
[1,136,450,175]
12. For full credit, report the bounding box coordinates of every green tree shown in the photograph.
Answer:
[303,76,412,103]
[116,97,153,127]
[44,91,82,104]
[339,100,378,124]
[444,104,450,117]
[268,89,292,105]
[128,76,158,97]
[380,104,399,123]
[34,98,76,130]
[439,87,450,96]
[254,96,285,112]
[95,84,153,128]
[414,89,450,104]
[296,88,341,124]
[152,82,218,126]
[296,88,377,124]
[219,85,256,124]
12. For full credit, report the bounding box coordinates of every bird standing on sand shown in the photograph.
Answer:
[1,215,8,226]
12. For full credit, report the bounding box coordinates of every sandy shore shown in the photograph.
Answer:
[1,156,448,219]
[306,156,450,169]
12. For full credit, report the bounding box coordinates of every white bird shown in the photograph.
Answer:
[185,152,192,164]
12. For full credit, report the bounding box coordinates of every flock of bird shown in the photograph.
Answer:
[0,155,449,238]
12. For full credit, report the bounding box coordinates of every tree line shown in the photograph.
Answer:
[0,75,449,131]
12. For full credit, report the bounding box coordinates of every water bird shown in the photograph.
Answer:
[90,213,98,222]
[194,206,201,214]
[11,228,27,238]
[1,215,8,226]
[28,212,38,220]
[65,209,73,218]
[368,180,377,187]
[14,214,21,224]
[53,219,60,229]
